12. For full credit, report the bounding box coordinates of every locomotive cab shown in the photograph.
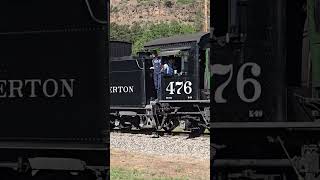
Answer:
[144,32,211,102]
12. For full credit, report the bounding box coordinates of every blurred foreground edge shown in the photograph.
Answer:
[0,1,109,179]
[211,0,320,180]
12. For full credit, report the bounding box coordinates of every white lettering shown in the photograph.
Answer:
[112,86,117,93]
[25,79,41,97]
[60,79,74,97]
[123,86,128,93]
[0,79,75,98]
[0,80,6,98]
[43,79,58,97]
[129,86,134,93]
[9,80,23,98]
[110,86,134,94]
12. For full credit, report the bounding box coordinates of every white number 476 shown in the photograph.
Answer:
[166,81,192,95]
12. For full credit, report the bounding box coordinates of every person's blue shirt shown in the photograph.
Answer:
[163,63,173,76]
[163,63,174,76]
[152,57,162,74]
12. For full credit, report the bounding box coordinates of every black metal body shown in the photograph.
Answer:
[212,0,320,179]
[110,56,147,107]
[110,41,132,57]
[0,0,108,178]
[212,0,286,123]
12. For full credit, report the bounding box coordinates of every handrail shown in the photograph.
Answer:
[84,0,108,25]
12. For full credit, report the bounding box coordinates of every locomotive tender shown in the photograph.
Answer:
[212,0,320,179]
[0,1,108,179]
[110,33,211,133]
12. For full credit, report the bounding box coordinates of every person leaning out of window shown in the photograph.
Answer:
[162,57,174,77]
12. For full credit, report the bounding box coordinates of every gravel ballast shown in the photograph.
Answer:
[110,132,210,160]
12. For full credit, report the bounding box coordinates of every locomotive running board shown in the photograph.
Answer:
[159,100,210,103]
[110,106,146,110]
[214,159,290,167]
[211,122,320,129]
[0,141,106,150]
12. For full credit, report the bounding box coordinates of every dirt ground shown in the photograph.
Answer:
[111,148,210,180]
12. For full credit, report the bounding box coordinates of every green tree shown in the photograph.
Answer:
[110,21,197,54]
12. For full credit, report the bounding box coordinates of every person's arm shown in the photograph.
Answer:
[162,64,168,73]
[150,59,155,69]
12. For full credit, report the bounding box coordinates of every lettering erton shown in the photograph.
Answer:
[0,79,75,98]
[110,86,134,94]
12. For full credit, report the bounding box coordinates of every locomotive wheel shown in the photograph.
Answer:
[190,126,205,137]
[131,116,141,130]
[119,117,132,130]
[119,122,131,130]
[163,119,179,132]
[110,119,115,129]
[188,121,206,138]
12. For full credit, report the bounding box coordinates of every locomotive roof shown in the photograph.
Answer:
[111,56,136,61]
[110,40,132,44]
[111,55,151,61]
[144,32,209,48]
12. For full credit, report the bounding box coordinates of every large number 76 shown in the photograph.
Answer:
[212,62,262,103]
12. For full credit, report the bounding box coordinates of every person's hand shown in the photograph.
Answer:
[150,67,154,70]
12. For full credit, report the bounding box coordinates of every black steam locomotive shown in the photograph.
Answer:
[212,0,320,179]
[0,1,108,179]
[110,32,211,133]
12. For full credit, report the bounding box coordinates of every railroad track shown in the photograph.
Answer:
[111,128,210,138]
